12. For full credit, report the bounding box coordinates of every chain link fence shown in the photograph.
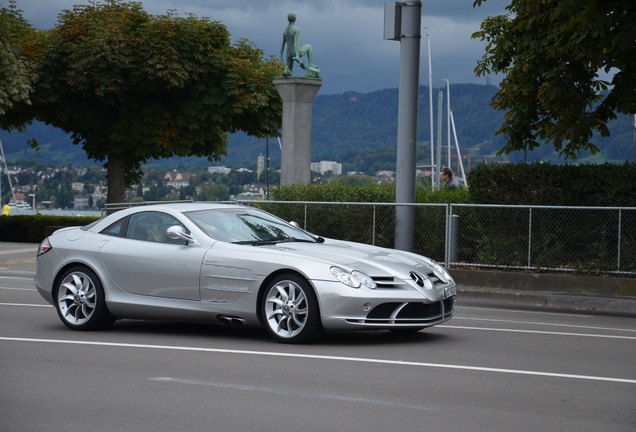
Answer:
[237,200,636,276]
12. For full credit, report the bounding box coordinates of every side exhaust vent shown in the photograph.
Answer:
[217,315,247,326]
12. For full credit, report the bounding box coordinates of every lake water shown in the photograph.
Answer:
[7,209,103,217]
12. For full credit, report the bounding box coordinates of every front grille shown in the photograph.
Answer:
[410,271,447,289]
[360,297,455,325]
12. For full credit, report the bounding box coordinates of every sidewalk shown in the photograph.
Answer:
[451,269,636,315]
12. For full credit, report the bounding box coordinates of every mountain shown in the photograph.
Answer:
[1,84,633,170]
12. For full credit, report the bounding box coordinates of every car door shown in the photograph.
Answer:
[99,211,206,300]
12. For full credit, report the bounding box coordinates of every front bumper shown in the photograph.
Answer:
[313,279,456,330]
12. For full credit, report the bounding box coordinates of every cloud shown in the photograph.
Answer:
[10,0,509,94]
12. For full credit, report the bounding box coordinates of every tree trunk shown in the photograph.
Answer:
[106,155,127,205]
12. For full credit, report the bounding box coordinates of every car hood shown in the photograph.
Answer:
[257,239,441,279]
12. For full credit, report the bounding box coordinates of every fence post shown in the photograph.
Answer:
[449,214,459,263]
[618,209,622,271]
[372,205,377,246]
[528,207,533,268]
[444,204,451,268]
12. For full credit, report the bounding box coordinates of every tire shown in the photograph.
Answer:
[261,273,323,344]
[55,266,115,331]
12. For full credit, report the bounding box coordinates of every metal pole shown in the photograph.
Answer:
[450,110,467,187]
[528,208,533,267]
[632,114,636,163]
[428,34,434,190]
[444,79,451,170]
[394,0,422,252]
[266,136,270,199]
[0,140,20,214]
[436,91,443,189]
[618,209,622,271]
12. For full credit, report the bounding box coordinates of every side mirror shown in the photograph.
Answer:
[166,225,195,243]
[290,221,300,228]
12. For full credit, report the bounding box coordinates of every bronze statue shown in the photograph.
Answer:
[280,11,321,79]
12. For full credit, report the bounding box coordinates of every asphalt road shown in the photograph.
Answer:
[1,243,635,432]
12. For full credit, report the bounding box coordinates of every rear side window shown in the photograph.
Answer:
[100,218,126,237]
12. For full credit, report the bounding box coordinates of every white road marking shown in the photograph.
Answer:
[0,248,37,256]
[456,305,595,318]
[149,377,441,410]
[440,325,636,340]
[454,316,636,333]
[0,303,52,307]
[0,287,37,291]
[1,336,635,384]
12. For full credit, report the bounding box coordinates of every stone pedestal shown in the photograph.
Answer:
[273,78,322,185]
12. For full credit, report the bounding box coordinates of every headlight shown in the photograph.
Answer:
[421,257,452,283]
[430,262,452,284]
[330,266,377,289]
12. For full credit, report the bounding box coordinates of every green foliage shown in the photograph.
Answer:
[0,1,40,125]
[271,182,470,204]
[199,184,230,201]
[468,162,636,206]
[473,0,636,160]
[0,215,99,243]
[271,183,395,202]
[5,0,282,204]
[463,162,636,272]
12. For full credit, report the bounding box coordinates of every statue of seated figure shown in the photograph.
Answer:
[280,11,321,79]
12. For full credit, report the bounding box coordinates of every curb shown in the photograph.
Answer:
[458,286,636,315]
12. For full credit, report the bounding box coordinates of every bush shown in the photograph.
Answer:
[0,215,100,243]
[468,161,636,206]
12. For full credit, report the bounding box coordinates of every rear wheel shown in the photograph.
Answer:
[55,266,115,331]
[262,273,323,344]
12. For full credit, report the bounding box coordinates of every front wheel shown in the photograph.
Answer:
[261,273,323,344]
[55,266,115,331]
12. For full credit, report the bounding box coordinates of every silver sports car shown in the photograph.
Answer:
[35,203,456,343]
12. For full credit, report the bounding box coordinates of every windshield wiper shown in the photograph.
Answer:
[234,238,318,246]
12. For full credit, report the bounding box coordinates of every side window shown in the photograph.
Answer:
[125,211,188,244]
[101,218,126,237]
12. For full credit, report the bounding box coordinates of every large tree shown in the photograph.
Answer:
[473,0,636,159]
[6,0,282,203]
[0,1,40,128]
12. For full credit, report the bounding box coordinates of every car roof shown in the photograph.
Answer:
[88,202,252,232]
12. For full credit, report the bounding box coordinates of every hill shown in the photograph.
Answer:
[0,84,633,171]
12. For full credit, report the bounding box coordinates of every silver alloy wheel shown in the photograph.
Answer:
[57,271,97,325]
[264,279,308,339]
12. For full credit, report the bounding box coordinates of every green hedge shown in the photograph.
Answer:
[463,163,636,273]
[467,162,636,206]
[0,215,100,243]
[271,182,470,204]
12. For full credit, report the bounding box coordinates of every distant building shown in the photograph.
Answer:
[71,182,85,192]
[73,196,89,210]
[257,154,265,178]
[311,161,342,175]
[208,166,231,175]
[164,172,194,189]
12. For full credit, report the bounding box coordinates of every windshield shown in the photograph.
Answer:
[185,208,316,244]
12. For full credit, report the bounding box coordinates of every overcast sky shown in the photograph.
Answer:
[13,0,510,95]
